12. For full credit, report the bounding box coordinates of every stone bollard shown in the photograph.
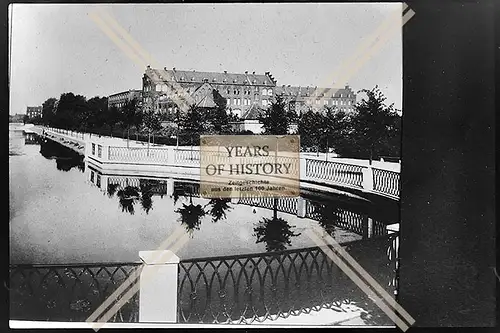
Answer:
[139,250,180,323]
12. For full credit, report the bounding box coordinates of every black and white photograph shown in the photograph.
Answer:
[7,2,495,329]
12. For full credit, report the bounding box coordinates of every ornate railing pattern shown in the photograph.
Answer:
[372,168,400,198]
[178,233,398,324]
[305,159,364,189]
[237,196,298,216]
[108,146,169,163]
[304,201,378,237]
[9,263,142,322]
[175,148,200,165]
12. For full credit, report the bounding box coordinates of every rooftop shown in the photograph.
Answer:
[145,67,276,86]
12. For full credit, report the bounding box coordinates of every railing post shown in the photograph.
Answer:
[139,250,180,323]
[361,166,374,191]
[367,217,374,238]
[102,144,109,161]
[300,157,307,181]
[296,197,306,218]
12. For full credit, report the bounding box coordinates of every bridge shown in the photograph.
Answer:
[33,126,400,201]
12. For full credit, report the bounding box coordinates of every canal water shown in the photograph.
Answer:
[9,127,398,325]
[9,128,398,264]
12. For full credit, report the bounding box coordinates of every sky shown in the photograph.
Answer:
[9,3,402,115]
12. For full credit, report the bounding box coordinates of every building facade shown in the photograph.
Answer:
[142,66,277,120]
[275,85,357,115]
[108,90,142,109]
[26,106,42,119]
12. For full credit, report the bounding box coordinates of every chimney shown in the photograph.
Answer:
[245,71,248,74]
[252,71,255,75]
[224,70,227,74]
[173,67,176,71]
[288,85,291,87]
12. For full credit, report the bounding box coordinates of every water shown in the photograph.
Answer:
[9,129,398,325]
[9,130,397,264]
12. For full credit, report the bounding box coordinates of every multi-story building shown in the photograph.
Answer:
[275,85,357,115]
[108,89,142,109]
[142,66,277,120]
[26,106,42,119]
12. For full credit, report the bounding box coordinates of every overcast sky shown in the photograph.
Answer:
[9,3,402,115]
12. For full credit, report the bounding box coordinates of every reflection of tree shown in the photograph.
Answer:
[253,198,301,252]
[312,201,342,236]
[107,183,120,197]
[175,193,206,236]
[205,198,232,223]
[56,157,84,172]
[116,186,140,215]
[139,180,154,214]
[40,140,84,172]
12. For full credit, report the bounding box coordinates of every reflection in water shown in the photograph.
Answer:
[175,193,206,236]
[311,201,341,237]
[40,139,84,173]
[204,198,232,223]
[253,198,301,252]
[116,186,141,215]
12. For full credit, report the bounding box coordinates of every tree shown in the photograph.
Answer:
[85,96,108,132]
[42,97,57,126]
[337,86,401,164]
[53,93,88,130]
[178,105,207,146]
[22,115,29,124]
[120,97,142,146]
[258,95,296,135]
[205,89,239,135]
[103,105,121,137]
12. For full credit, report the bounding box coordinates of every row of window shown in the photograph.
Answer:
[305,99,354,106]
[228,98,267,106]
[178,76,269,85]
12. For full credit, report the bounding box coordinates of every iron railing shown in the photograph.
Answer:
[372,168,400,198]
[178,232,398,324]
[10,233,398,324]
[237,196,299,216]
[9,262,142,323]
[305,159,364,189]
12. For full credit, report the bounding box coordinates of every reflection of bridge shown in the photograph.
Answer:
[10,232,398,324]
[85,168,391,239]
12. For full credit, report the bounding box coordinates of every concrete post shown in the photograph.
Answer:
[166,178,174,196]
[361,167,374,191]
[139,250,180,323]
[296,197,306,218]
[299,157,307,181]
[367,217,374,238]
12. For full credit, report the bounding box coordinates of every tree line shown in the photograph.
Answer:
[34,85,400,161]
[258,86,401,163]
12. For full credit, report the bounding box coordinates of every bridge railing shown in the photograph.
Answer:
[178,232,398,324]
[372,168,400,198]
[9,262,141,323]
[304,159,364,189]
